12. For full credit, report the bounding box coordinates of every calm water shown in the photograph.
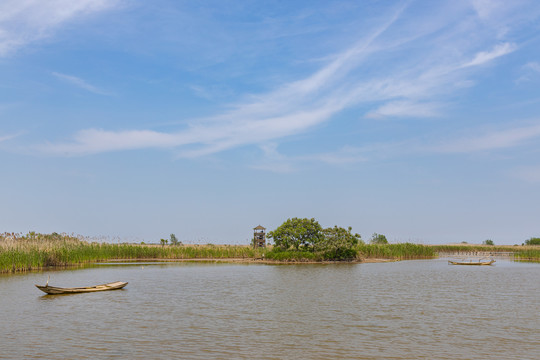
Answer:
[0,260,538,359]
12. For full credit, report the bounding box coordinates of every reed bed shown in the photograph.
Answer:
[430,244,521,253]
[430,244,540,261]
[3,232,538,272]
[264,243,436,262]
[513,249,540,262]
[0,233,264,273]
[358,243,436,260]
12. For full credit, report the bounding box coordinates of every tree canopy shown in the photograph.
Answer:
[315,226,362,260]
[524,237,540,246]
[267,218,361,260]
[170,233,181,246]
[267,217,323,250]
[370,233,388,244]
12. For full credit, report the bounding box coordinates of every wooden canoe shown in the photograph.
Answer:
[35,281,128,295]
[448,259,495,266]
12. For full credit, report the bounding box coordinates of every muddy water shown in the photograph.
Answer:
[0,260,538,359]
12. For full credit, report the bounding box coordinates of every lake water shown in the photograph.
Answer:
[0,260,538,359]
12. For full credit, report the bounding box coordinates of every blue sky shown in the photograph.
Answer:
[1,0,540,245]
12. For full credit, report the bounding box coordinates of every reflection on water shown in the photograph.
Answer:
[1,260,539,359]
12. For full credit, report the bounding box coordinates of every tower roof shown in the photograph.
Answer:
[253,225,266,230]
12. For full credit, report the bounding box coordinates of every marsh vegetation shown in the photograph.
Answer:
[1,231,539,273]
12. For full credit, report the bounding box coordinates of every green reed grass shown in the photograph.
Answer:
[357,243,436,259]
[513,249,540,262]
[264,243,436,262]
[0,232,265,273]
[430,244,518,253]
[3,232,537,272]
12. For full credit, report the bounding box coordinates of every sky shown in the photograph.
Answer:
[1,0,540,245]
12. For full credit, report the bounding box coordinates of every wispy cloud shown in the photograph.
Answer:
[0,132,21,143]
[0,0,121,57]
[35,2,534,159]
[435,123,540,153]
[39,4,406,156]
[250,144,369,173]
[472,0,505,20]
[365,101,442,119]
[250,142,410,173]
[524,62,540,73]
[517,61,540,83]
[52,72,114,96]
[461,42,517,68]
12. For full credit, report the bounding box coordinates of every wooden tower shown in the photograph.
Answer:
[253,225,266,248]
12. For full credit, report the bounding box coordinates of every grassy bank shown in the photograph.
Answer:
[2,233,539,273]
[431,244,520,253]
[430,244,540,262]
[0,233,263,273]
[265,243,436,262]
[358,243,436,259]
[513,249,540,262]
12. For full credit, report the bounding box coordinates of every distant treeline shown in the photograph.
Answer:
[1,232,539,273]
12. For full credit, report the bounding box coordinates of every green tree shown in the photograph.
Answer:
[370,233,388,244]
[483,239,494,245]
[315,226,362,260]
[170,233,181,246]
[267,218,323,251]
[160,238,168,247]
[524,237,540,245]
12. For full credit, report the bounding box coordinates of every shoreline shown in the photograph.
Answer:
[99,257,402,264]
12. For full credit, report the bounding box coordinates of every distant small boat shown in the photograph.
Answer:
[36,281,128,295]
[448,259,495,266]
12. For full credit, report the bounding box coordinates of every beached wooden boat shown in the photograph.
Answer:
[448,259,495,266]
[35,281,128,295]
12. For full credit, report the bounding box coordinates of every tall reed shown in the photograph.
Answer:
[513,249,540,262]
[3,232,538,272]
[357,243,436,259]
[0,232,265,273]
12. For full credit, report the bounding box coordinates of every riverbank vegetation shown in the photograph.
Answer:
[1,231,539,273]
[0,232,262,273]
[267,218,361,261]
[524,237,540,246]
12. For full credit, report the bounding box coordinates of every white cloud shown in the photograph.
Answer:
[33,2,539,160]
[0,0,120,56]
[516,61,540,83]
[0,132,21,143]
[435,123,540,153]
[461,42,516,68]
[250,144,369,173]
[524,62,540,73]
[52,72,113,96]
[365,101,441,119]
[39,7,405,156]
[472,0,504,20]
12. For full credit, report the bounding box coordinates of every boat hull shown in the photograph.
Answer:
[448,260,495,266]
[35,281,128,295]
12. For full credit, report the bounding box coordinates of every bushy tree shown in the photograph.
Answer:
[170,233,181,246]
[267,218,323,250]
[524,237,540,245]
[315,226,362,260]
[483,239,494,245]
[370,233,388,244]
